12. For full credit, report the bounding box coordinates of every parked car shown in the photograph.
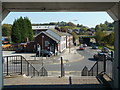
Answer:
[101,47,110,53]
[83,44,87,47]
[92,45,98,49]
[15,48,24,53]
[93,52,112,60]
[93,52,105,60]
[79,46,85,50]
[36,50,53,57]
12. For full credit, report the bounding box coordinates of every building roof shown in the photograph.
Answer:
[46,29,66,36]
[35,31,60,43]
[62,32,71,36]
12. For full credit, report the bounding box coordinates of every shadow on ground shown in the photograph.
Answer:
[88,58,97,61]
[3,84,106,89]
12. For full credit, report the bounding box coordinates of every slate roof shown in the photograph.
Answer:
[35,31,60,43]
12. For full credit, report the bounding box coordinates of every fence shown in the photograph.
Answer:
[3,55,66,77]
[3,55,39,77]
[39,66,48,76]
[81,54,113,79]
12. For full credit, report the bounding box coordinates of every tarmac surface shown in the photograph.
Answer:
[3,46,84,65]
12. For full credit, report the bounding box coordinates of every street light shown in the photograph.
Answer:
[42,35,44,67]
[68,20,78,53]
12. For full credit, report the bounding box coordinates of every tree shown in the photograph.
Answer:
[81,27,88,31]
[67,22,76,27]
[11,17,33,43]
[104,32,114,45]
[95,30,105,45]
[70,32,78,43]
[24,17,34,41]
[11,20,21,43]
[95,25,101,31]
[100,24,108,31]
[2,24,12,36]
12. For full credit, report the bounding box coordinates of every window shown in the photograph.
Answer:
[45,41,49,47]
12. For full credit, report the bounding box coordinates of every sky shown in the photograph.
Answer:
[2,12,114,28]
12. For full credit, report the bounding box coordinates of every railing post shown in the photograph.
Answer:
[33,68,35,76]
[92,69,93,76]
[61,57,65,77]
[111,51,113,58]
[6,57,9,76]
[27,63,29,76]
[38,71,39,76]
[20,56,23,75]
[96,61,98,75]
[103,54,106,73]
[81,66,88,76]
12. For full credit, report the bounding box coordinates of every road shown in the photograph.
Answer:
[33,47,99,71]
[3,47,112,77]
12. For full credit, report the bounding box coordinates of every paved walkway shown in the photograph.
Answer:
[4,75,104,87]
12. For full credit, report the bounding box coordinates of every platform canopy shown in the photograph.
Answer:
[1,0,120,2]
[1,0,119,12]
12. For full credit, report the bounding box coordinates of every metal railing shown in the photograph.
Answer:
[3,55,39,77]
[81,54,113,79]
[39,66,48,76]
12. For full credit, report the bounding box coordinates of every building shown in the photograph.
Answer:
[32,25,57,35]
[63,33,74,48]
[26,29,73,54]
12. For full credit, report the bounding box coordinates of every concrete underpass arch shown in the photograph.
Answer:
[0,0,120,89]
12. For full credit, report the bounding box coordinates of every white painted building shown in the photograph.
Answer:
[46,29,66,52]
[32,25,56,30]
[32,25,57,35]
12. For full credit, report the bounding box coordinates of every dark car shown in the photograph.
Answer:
[101,47,110,53]
[15,48,24,53]
[36,50,53,57]
[92,45,98,49]
[93,52,105,60]
[93,52,112,60]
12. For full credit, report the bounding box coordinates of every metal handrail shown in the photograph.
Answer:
[81,54,113,79]
[21,55,39,72]
[88,61,98,73]
[3,55,39,77]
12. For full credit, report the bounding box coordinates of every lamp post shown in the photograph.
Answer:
[68,20,78,53]
[42,35,44,67]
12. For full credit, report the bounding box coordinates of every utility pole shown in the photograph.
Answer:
[42,35,44,67]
